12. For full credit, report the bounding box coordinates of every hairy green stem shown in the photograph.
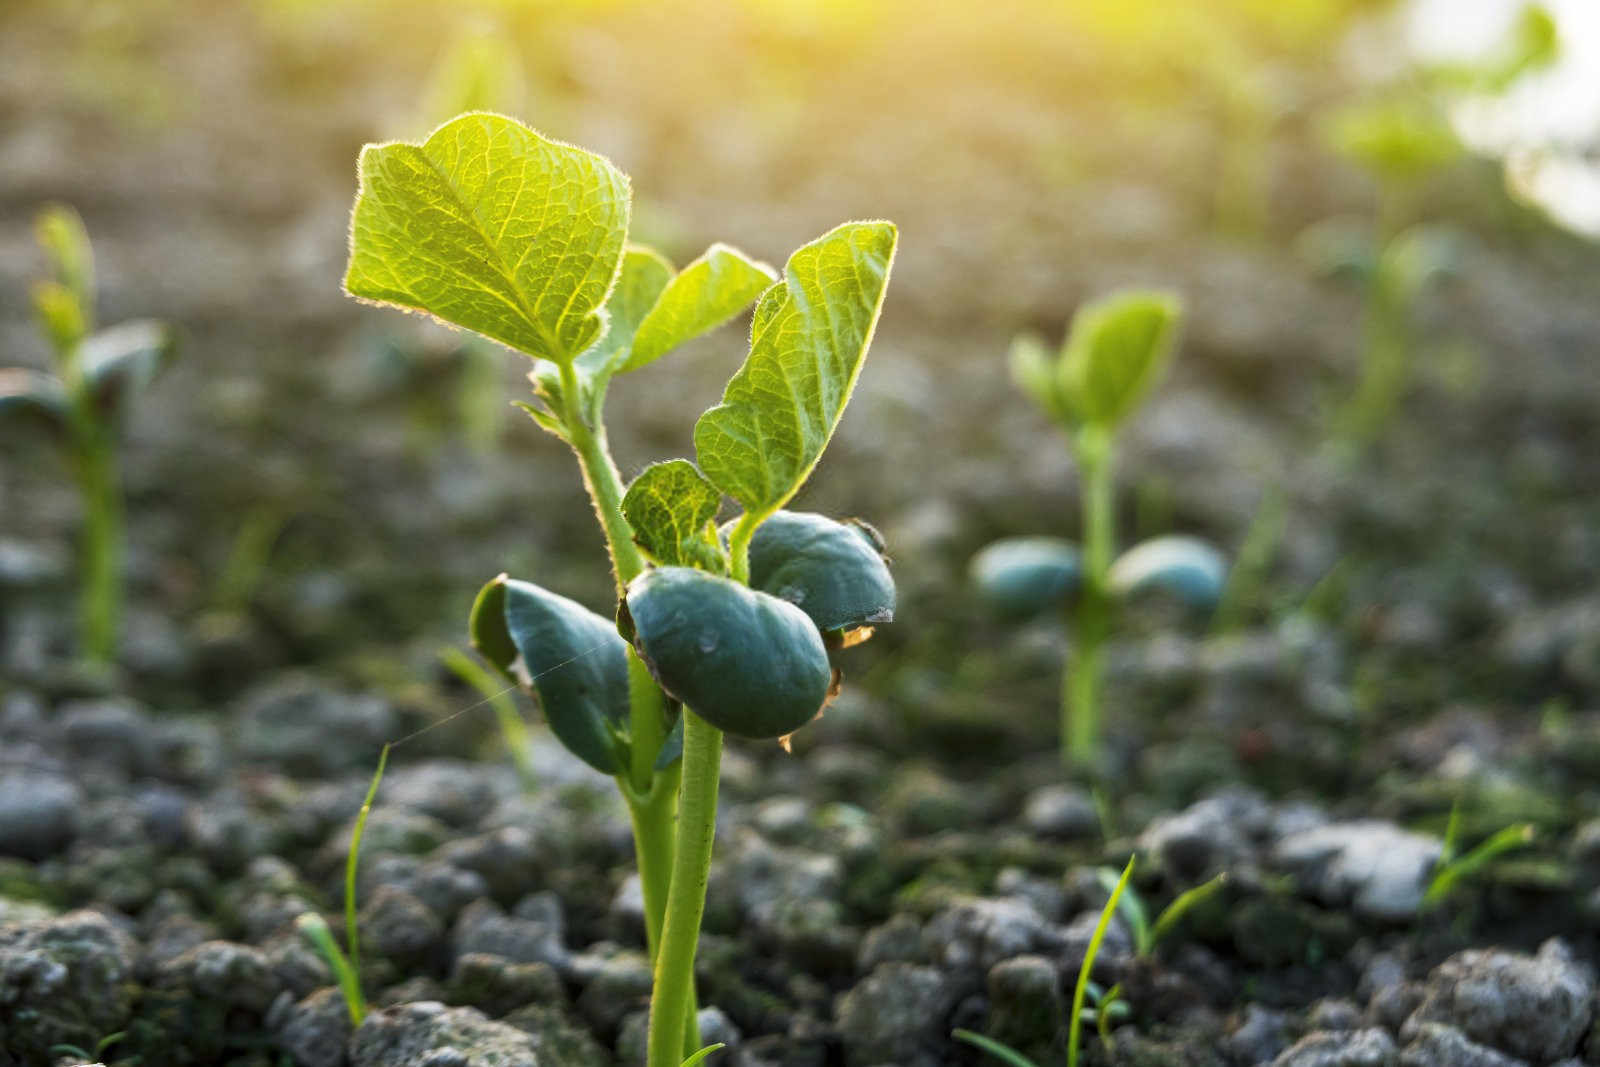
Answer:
[1067,427,1114,768]
[558,361,646,593]
[551,360,692,1044]
[645,710,722,1067]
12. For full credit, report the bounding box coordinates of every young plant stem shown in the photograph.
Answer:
[645,710,723,1067]
[1067,427,1115,769]
[554,360,695,1046]
[644,515,755,1067]
[72,425,121,666]
[557,361,646,593]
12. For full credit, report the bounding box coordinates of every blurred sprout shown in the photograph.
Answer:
[2,205,175,667]
[974,291,1227,770]
[1324,98,1463,187]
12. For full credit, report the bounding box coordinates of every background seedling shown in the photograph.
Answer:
[971,291,1227,770]
[0,205,175,667]
[1309,3,1557,457]
[343,112,895,1067]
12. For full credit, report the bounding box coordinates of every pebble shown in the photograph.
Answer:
[349,1001,537,1067]
[1400,939,1594,1063]
[1273,820,1442,921]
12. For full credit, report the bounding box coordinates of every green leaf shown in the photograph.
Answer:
[1107,535,1227,611]
[36,204,94,322]
[622,243,777,373]
[529,245,674,428]
[1378,224,1461,302]
[1324,98,1461,184]
[477,575,632,774]
[952,1030,1041,1067]
[83,320,176,418]
[578,245,675,378]
[624,566,834,740]
[970,537,1083,619]
[0,368,69,436]
[679,1043,726,1067]
[1058,290,1181,429]
[31,281,86,356]
[694,220,897,516]
[1009,331,1066,424]
[468,573,519,678]
[345,112,631,365]
[737,511,895,640]
[622,460,728,571]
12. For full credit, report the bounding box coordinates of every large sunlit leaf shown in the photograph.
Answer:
[1108,535,1227,611]
[970,536,1083,619]
[345,112,631,365]
[622,460,727,571]
[468,573,631,774]
[736,510,894,640]
[622,243,776,373]
[694,221,897,516]
[83,320,176,419]
[624,566,833,740]
[1058,290,1181,429]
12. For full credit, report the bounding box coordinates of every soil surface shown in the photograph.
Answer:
[3,2,1600,1065]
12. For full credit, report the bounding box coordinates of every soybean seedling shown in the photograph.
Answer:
[971,292,1226,770]
[343,112,897,1067]
[0,205,175,666]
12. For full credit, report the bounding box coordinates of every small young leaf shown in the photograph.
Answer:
[1108,535,1227,611]
[970,537,1083,619]
[622,460,727,571]
[31,280,86,356]
[83,320,176,418]
[500,577,633,774]
[624,566,834,740]
[622,243,777,372]
[737,511,895,638]
[345,112,631,365]
[1059,290,1181,429]
[0,368,70,436]
[694,220,897,516]
[36,204,94,322]
[1324,98,1461,184]
[576,245,676,379]
[1009,331,1066,425]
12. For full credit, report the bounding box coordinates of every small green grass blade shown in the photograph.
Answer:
[679,1043,726,1067]
[295,912,366,1026]
[1147,872,1227,953]
[1071,855,1134,1067]
[1424,823,1535,908]
[345,743,390,1006]
[439,646,536,790]
[952,1029,1040,1067]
